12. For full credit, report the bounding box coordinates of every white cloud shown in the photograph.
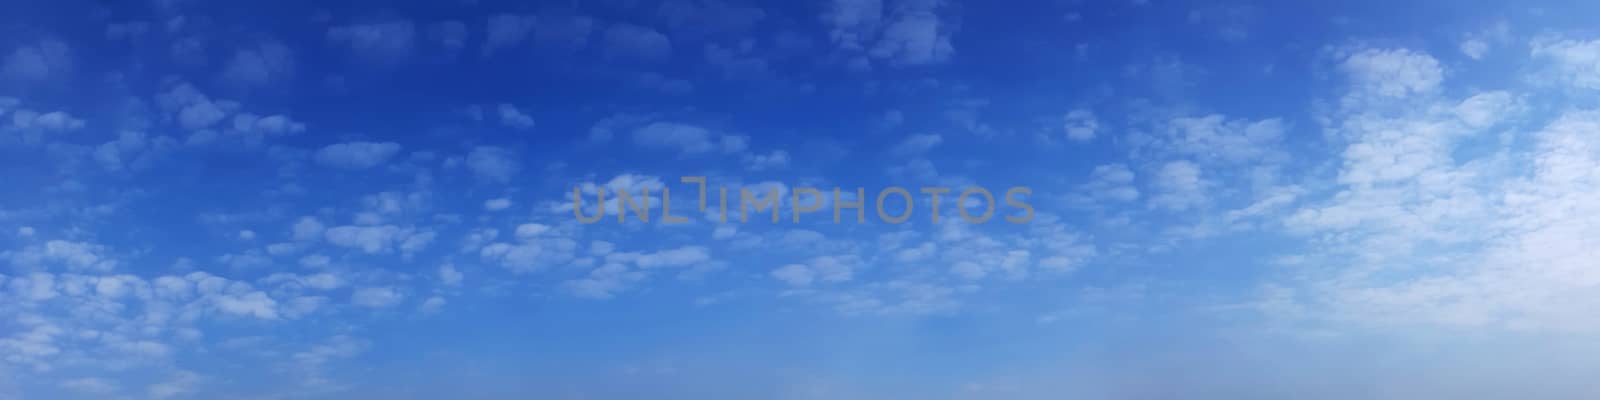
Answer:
[1162,114,1286,165]
[870,4,954,65]
[323,225,432,255]
[60,378,118,395]
[1459,22,1507,61]
[1063,109,1098,141]
[439,264,463,286]
[4,240,118,272]
[293,217,325,241]
[824,0,954,67]
[466,146,521,183]
[632,122,719,154]
[603,23,672,62]
[890,133,942,156]
[315,141,401,169]
[823,0,883,52]
[484,198,513,211]
[1076,164,1140,203]
[497,103,535,129]
[635,246,711,269]
[1531,36,1600,89]
[13,110,85,132]
[1149,160,1207,211]
[214,291,280,319]
[514,223,550,240]
[1338,48,1442,98]
[155,83,232,131]
[351,287,404,308]
[772,264,815,287]
[480,237,579,273]
[328,20,416,62]
[743,150,790,170]
[299,254,331,268]
[627,123,750,156]
[483,14,537,55]
[147,371,199,399]
[2,39,71,81]
[222,40,294,87]
[1280,108,1600,333]
[419,296,446,313]
[720,134,749,153]
[565,263,644,299]
[232,113,306,136]
[1454,91,1519,129]
[1459,38,1488,60]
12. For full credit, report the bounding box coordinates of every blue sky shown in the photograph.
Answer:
[4,0,1600,399]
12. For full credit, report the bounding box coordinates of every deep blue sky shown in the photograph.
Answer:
[4,0,1600,399]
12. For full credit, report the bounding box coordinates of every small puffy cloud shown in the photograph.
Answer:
[146,371,199,400]
[823,0,883,52]
[155,82,231,131]
[1338,48,1442,97]
[324,225,431,255]
[419,296,446,313]
[565,263,644,299]
[1459,22,1508,61]
[214,291,280,319]
[327,20,416,62]
[497,103,535,129]
[631,122,746,155]
[466,146,521,182]
[1149,160,1207,211]
[351,287,404,307]
[1460,39,1489,60]
[589,240,615,256]
[1162,115,1285,165]
[1077,164,1140,203]
[743,150,790,170]
[1063,109,1098,141]
[7,109,86,143]
[292,216,325,241]
[315,141,401,169]
[483,14,537,55]
[480,238,580,273]
[891,133,942,156]
[232,113,306,136]
[720,134,749,153]
[2,39,71,81]
[514,223,550,240]
[299,254,331,268]
[222,40,295,88]
[484,198,513,211]
[1455,91,1519,129]
[439,264,463,286]
[60,378,118,395]
[603,23,672,62]
[869,5,955,66]
[15,110,86,131]
[634,246,710,269]
[772,264,815,287]
[824,0,954,67]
